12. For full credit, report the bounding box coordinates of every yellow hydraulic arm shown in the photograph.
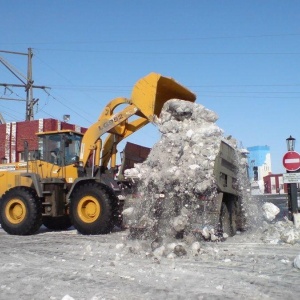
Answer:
[79,72,196,170]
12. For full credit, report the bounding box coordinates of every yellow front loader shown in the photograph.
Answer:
[0,73,196,235]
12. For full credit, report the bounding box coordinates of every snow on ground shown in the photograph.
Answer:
[1,100,300,299]
[1,223,300,300]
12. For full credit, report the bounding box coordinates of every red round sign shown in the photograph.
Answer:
[282,151,300,171]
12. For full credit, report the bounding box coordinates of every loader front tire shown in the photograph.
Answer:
[0,187,42,235]
[69,182,114,235]
[42,216,72,231]
[102,186,124,228]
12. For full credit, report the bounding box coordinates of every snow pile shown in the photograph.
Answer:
[126,99,222,195]
[62,295,75,300]
[125,99,249,243]
[261,216,300,244]
[294,254,300,270]
[262,202,280,221]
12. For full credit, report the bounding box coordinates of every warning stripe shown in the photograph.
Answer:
[285,158,300,163]
[5,123,10,163]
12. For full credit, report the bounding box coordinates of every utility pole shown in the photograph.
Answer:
[0,48,49,121]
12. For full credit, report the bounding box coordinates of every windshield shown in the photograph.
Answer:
[64,134,82,165]
[38,132,82,166]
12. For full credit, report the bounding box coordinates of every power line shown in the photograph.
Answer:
[0,103,24,120]
[43,90,93,124]
[37,107,56,119]
[190,84,300,87]
[198,94,300,99]
[0,48,50,120]
[49,84,300,90]
[34,52,106,119]
[3,32,300,45]
[34,48,300,55]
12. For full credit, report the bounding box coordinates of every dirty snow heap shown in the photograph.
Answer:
[125,99,249,239]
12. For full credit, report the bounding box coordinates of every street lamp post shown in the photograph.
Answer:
[285,135,299,224]
[286,135,296,151]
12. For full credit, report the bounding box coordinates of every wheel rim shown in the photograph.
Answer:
[5,199,27,224]
[77,196,101,223]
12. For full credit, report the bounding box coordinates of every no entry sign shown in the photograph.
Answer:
[282,151,300,171]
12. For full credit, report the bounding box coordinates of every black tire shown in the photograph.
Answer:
[111,198,124,228]
[235,198,246,231]
[42,216,72,231]
[220,202,236,236]
[220,203,235,237]
[103,186,124,228]
[69,182,114,235]
[228,201,237,236]
[0,187,42,235]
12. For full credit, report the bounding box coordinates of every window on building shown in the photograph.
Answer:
[18,150,40,162]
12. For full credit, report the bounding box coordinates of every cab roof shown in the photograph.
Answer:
[36,130,83,136]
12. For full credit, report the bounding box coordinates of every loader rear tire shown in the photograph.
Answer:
[220,202,236,237]
[0,187,42,235]
[42,216,72,231]
[228,201,237,236]
[69,182,114,235]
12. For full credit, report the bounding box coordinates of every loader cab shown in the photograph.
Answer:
[37,130,83,166]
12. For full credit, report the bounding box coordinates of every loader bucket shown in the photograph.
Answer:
[131,72,196,121]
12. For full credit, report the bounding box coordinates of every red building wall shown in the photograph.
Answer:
[263,174,288,194]
[15,120,39,154]
[0,119,87,163]
[0,124,7,160]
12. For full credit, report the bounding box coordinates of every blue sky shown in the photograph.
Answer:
[1,0,300,173]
